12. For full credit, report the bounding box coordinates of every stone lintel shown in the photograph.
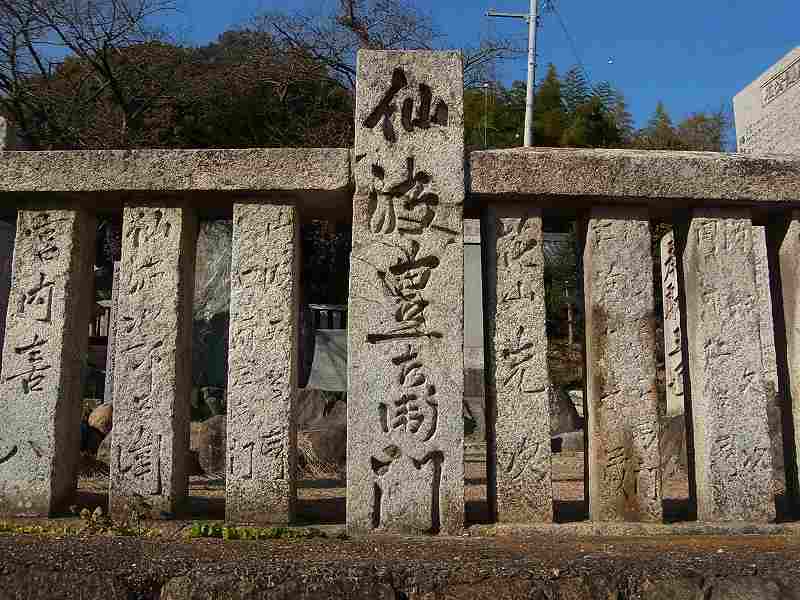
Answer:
[0,208,95,516]
[683,209,775,522]
[226,201,298,524]
[109,204,197,518]
[469,148,800,209]
[0,148,351,194]
[584,208,662,522]
[482,205,552,523]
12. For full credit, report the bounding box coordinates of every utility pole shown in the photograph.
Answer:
[483,82,490,148]
[488,1,539,147]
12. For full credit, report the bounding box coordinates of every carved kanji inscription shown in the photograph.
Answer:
[349,51,464,535]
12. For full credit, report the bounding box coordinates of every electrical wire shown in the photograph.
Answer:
[546,0,594,89]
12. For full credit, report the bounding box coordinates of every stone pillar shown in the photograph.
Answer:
[482,206,552,522]
[779,213,800,508]
[0,220,14,374]
[584,209,662,522]
[660,231,685,417]
[103,261,120,403]
[0,209,95,516]
[683,210,775,522]
[753,226,784,489]
[109,205,196,518]
[347,51,465,534]
[226,202,298,523]
[0,117,17,151]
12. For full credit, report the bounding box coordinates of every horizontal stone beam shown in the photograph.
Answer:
[469,148,800,210]
[0,149,352,220]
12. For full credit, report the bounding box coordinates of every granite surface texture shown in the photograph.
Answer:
[348,50,465,535]
[0,209,94,516]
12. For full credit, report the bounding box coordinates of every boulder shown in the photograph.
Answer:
[193,221,232,389]
[88,403,113,436]
[549,384,582,435]
[190,415,227,476]
[660,414,688,479]
[552,430,584,453]
[96,432,111,464]
[96,424,214,477]
[297,388,347,469]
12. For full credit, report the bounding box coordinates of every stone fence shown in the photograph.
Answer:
[2,51,800,534]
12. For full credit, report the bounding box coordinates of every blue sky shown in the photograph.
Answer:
[162,0,798,132]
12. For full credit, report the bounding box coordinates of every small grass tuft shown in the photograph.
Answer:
[186,521,327,541]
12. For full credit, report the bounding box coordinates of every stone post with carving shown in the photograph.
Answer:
[683,210,775,522]
[109,205,196,518]
[660,231,685,417]
[226,201,298,523]
[482,206,552,522]
[0,117,17,152]
[347,51,465,534]
[103,261,121,403]
[778,213,800,508]
[584,209,663,522]
[0,209,95,516]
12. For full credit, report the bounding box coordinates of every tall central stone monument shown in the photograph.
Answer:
[348,51,465,534]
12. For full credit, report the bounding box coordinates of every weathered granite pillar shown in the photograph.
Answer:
[752,226,784,489]
[683,211,775,522]
[109,205,196,518]
[0,117,17,151]
[103,261,120,403]
[660,231,685,417]
[779,213,800,508]
[0,209,95,516]
[0,220,14,374]
[226,202,298,523]
[482,206,552,522]
[584,209,662,522]
[348,50,465,534]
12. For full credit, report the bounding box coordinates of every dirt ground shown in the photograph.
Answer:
[2,460,798,599]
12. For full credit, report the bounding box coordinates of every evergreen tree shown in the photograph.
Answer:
[561,96,620,148]
[676,109,730,152]
[561,66,590,118]
[609,92,635,146]
[533,64,566,147]
[634,101,685,150]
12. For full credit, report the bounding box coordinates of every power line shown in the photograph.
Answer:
[546,1,594,89]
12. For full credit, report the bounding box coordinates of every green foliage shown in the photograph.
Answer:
[561,96,621,148]
[0,521,78,537]
[464,65,729,153]
[534,64,567,147]
[561,66,590,118]
[9,32,354,150]
[186,522,327,541]
[0,505,160,539]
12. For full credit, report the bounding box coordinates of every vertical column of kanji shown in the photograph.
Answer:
[660,231,685,417]
[482,206,552,523]
[103,261,120,403]
[347,51,465,535]
[226,202,297,524]
[109,205,196,518]
[0,209,95,516]
[683,210,774,521]
[584,209,662,522]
